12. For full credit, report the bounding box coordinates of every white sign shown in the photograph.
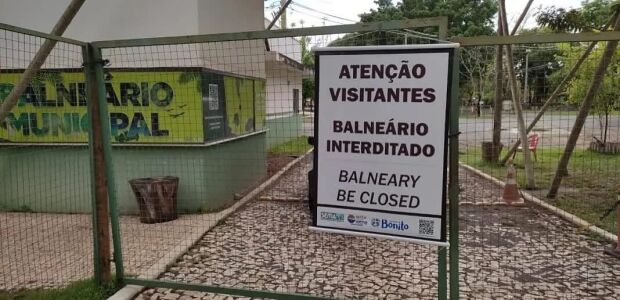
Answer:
[208,84,219,110]
[312,45,456,245]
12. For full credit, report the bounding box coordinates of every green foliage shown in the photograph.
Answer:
[550,43,620,141]
[299,36,314,68]
[0,279,118,300]
[359,0,404,23]
[537,0,619,32]
[299,36,315,102]
[359,0,497,37]
[302,78,314,103]
[511,28,563,105]
[331,0,496,47]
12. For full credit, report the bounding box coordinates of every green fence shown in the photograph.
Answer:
[1,16,620,300]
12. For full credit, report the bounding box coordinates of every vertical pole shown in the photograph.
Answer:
[91,45,125,285]
[616,204,620,252]
[524,50,529,104]
[83,44,109,283]
[492,15,503,162]
[280,0,288,29]
[437,17,448,40]
[437,246,447,300]
[449,48,461,299]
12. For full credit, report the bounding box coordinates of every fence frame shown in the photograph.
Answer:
[89,17,456,300]
[3,15,620,299]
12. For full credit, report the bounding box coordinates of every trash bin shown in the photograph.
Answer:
[129,176,179,224]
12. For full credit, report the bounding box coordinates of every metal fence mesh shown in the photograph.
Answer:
[96,31,452,300]
[458,42,620,299]
[0,29,91,291]
[1,21,619,300]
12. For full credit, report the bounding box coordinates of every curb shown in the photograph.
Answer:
[107,150,313,300]
[459,162,616,242]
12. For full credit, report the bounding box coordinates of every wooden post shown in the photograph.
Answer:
[499,0,536,189]
[84,45,112,283]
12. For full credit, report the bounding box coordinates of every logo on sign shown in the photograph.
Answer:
[371,218,381,227]
[320,212,345,222]
[347,214,367,226]
[380,219,409,231]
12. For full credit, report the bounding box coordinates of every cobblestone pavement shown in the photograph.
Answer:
[137,159,620,299]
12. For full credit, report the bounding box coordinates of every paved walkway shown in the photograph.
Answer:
[0,212,221,290]
[135,159,620,299]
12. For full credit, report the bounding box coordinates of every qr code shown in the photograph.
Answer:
[419,219,434,236]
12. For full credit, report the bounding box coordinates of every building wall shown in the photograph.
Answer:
[0,0,266,79]
[0,133,267,214]
[265,115,304,149]
[0,0,201,40]
[265,19,302,62]
[266,63,303,117]
[0,0,304,214]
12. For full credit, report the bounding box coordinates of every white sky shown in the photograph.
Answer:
[266,0,583,31]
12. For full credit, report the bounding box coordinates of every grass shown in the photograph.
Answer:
[268,136,313,156]
[460,147,620,234]
[0,279,119,300]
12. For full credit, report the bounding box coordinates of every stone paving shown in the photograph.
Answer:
[136,159,620,299]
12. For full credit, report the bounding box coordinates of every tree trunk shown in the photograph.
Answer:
[547,13,620,198]
[510,0,535,35]
[0,0,85,123]
[491,15,504,162]
[500,40,600,164]
[499,0,536,189]
[476,76,482,117]
[604,110,609,144]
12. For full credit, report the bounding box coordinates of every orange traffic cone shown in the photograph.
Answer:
[502,159,524,205]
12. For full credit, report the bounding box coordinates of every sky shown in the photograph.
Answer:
[265,0,584,31]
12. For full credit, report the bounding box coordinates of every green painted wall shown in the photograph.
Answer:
[265,114,304,149]
[0,133,266,214]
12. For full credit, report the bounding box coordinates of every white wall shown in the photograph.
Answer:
[266,62,302,117]
[0,0,265,79]
[0,0,200,40]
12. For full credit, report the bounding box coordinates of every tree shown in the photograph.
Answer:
[498,0,536,189]
[359,0,403,23]
[537,0,614,32]
[553,44,620,144]
[512,28,563,106]
[300,36,315,107]
[547,1,620,198]
[329,0,497,47]
[360,0,496,37]
[500,0,617,164]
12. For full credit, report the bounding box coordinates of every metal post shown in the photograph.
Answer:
[524,49,530,105]
[91,45,125,284]
[616,203,620,252]
[83,45,107,283]
[448,48,461,300]
[438,246,447,300]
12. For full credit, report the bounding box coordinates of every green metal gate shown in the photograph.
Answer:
[86,17,461,300]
